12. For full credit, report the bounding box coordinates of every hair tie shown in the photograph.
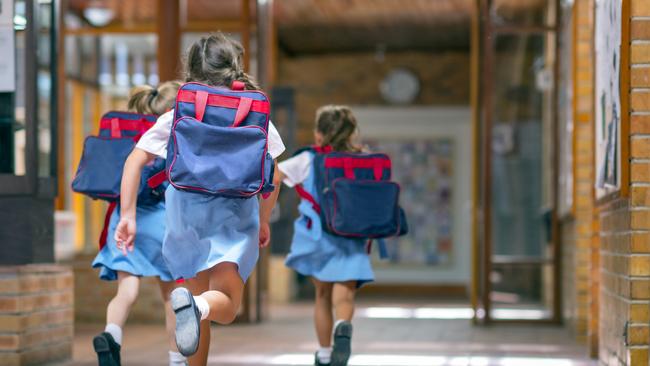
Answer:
[147,89,158,105]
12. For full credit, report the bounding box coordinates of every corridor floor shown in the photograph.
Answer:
[68,301,596,366]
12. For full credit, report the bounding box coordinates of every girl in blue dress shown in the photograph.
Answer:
[277,105,374,366]
[91,81,188,366]
[115,33,285,366]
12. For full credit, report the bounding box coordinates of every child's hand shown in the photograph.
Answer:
[259,222,271,248]
[114,218,136,255]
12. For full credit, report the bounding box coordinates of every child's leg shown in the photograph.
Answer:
[312,279,334,347]
[331,281,357,366]
[105,271,140,343]
[201,262,245,324]
[332,281,357,321]
[158,280,186,366]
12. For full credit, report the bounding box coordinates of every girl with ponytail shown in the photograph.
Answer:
[115,33,285,365]
[91,81,187,366]
[276,105,373,366]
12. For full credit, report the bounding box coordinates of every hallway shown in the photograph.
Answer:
[68,301,595,366]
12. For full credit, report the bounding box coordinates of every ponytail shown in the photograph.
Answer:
[315,105,362,153]
[127,81,181,116]
[184,32,260,91]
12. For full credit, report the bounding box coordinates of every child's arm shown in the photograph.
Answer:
[114,148,156,255]
[258,161,282,248]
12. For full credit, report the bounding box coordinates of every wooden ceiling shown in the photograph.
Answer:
[67,0,549,54]
[275,0,474,54]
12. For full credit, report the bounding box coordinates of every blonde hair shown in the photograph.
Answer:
[185,32,259,90]
[315,105,362,153]
[127,81,181,116]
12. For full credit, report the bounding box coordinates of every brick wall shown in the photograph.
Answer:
[0,265,73,366]
[598,1,650,365]
[277,51,470,144]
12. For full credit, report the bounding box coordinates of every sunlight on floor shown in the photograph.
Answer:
[358,306,550,320]
[209,353,588,366]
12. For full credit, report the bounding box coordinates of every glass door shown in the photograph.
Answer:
[473,0,561,323]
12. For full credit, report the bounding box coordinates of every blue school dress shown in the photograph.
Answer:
[162,186,260,283]
[285,155,374,287]
[92,202,173,282]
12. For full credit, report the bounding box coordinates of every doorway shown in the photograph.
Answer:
[472,0,561,323]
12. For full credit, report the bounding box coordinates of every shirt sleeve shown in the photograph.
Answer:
[136,110,173,158]
[277,151,312,187]
[267,121,286,159]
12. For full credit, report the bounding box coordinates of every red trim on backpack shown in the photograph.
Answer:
[295,184,321,214]
[194,91,209,122]
[176,90,270,115]
[147,170,168,188]
[324,157,391,169]
[110,118,122,138]
[100,118,155,133]
[99,202,118,250]
[233,97,253,127]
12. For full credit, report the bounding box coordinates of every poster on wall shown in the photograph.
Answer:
[594,0,622,198]
[366,139,454,267]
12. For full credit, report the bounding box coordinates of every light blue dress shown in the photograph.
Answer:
[162,186,260,282]
[92,202,173,282]
[285,154,374,287]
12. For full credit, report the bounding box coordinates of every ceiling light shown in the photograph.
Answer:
[83,6,114,27]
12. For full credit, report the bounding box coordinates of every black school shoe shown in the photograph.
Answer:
[170,287,201,357]
[93,332,121,366]
[315,351,331,366]
[331,321,353,366]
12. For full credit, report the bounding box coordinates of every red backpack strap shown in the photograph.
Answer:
[110,118,122,138]
[99,202,118,250]
[194,91,209,122]
[147,170,168,188]
[295,184,321,214]
[233,97,253,127]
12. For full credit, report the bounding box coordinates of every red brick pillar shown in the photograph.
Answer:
[0,265,73,365]
[568,0,599,355]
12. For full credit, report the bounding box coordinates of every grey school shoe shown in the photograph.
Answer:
[170,287,201,357]
[93,332,121,366]
[331,321,353,366]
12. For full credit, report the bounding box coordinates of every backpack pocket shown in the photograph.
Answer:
[72,136,135,201]
[324,178,401,238]
[168,116,268,197]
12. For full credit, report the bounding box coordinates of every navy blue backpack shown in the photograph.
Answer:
[165,81,274,197]
[71,111,168,204]
[294,146,408,256]
[71,111,168,248]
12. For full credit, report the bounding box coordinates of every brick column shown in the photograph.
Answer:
[565,0,599,354]
[599,1,650,365]
[0,265,73,365]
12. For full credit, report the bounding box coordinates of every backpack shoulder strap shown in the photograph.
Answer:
[293,145,333,157]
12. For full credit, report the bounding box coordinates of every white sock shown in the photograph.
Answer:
[169,350,187,366]
[104,323,123,345]
[334,319,346,329]
[317,347,332,364]
[193,295,210,321]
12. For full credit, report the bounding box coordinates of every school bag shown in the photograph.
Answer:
[294,145,408,255]
[71,111,168,204]
[165,81,275,197]
[71,111,168,249]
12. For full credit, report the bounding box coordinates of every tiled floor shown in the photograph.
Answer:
[68,301,596,366]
